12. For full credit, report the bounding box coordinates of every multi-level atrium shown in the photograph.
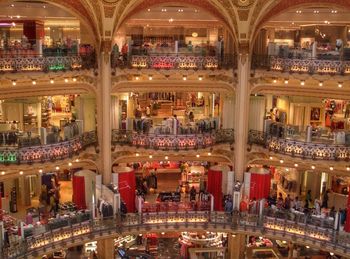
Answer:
[1,0,350,258]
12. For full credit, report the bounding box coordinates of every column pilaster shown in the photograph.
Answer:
[228,233,246,259]
[97,238,114,259]
[97,40,112,184]
[234,42,251,181]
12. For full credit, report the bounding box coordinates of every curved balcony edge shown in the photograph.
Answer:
[248,129,350,161]
[111,129,235,151]
[3,212,350,259]
[0,131,97,165]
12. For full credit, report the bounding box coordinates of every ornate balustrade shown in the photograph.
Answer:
[111,129,234,150]
[248,130,350,161]
[3,211,350,259]
[0,54,96,73]
[251,55,350,75]
[112,54,236,70]
[0,131,97,164]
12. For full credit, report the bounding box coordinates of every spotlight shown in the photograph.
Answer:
[136,153,140,157]
[284,79,289,84]
[32,80,36,85]
[279,159,284,164]
[196,154,200,158]
[300,80,305,86]
[161,232,165,235]
[50,79,54,84]
[269,156,273,160]
[198,75,203,81]
[311,165,315,170]
[347,166,350,171]
[294,163,298,167]
[165,156,169,160]
[135,76,140,80]
[39,169,43,173]
[319,81,323,87]
[148,75,153,80]
[12,80,16,86]
[64,78,69,83]
[329,166,334,171]
[19,171,23,175]
[306,246,310,249]
[55,166,60,170]
[273,79,277,83]
[338,82,343,88]
[72,77,77,82]
[207,152,212,156]
[149,155,153,159]
[183,75,187,81]
[1,171,5,175]
[68,162,72,166]
[75,159,80,162]
[231,234,236,237]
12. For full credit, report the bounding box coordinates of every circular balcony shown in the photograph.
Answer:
[2,210,350,259]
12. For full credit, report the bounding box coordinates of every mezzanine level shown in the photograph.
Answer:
[3,210,350,259]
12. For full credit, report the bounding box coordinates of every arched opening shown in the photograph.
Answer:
[0,0,98,54]
[112,2,236,69]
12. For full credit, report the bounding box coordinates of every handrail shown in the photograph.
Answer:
[0,53,97,73]
[0,131,97,164]
[248,129,350,161]
[112,53,237,70]
[2,210,350,259]
[111,129,234,150]
[251,54,350,75]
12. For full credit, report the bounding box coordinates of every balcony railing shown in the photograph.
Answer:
[0,131,97,164]
[111,129,234,150]
[3,210,350,259]
[0,53,97,73]
[112,53,237,70]
[251,55,350,75]
[248,129,350,161]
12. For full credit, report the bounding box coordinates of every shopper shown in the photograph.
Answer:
[322,189,330,209]
[224,198,233,214]
[190,186,196,201]
[284,194,291,210]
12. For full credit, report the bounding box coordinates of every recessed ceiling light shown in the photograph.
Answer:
[50,79,54,84]
[294,163,298,167]
[311,165,315,170]
[319,81,323,87]
[300,80,305,86]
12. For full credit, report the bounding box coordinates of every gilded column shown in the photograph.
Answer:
[97,40,112,184]
[234,42,250,182]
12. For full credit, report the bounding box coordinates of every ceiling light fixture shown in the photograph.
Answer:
[72,77,77,82]
[149,155,153,159]
[148,75,153,80]
[300,80,305,86]
[19,171,23,175]
[165,156,169,160]
[136,153,139,157]
[50,79,54,84]
[329,166,334,171]
[196,154,200,158]
[32,80,36,85]
[279,159,284,164]
[311,165,315,170]
[183,75,187,81]
[208,152,212,156]
[284,79,289,84]
[319,81,323,87]
[273,79,277,83]
[64,78,69,83]
[12,80,16,86]
[55,166,60,170]
[294,163,298,167]
[1,171,5,175]
[338,82,343,88]
[198,75,203,81]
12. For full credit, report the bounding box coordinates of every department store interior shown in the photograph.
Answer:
[1,0,350,259]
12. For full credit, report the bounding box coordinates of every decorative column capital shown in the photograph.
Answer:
[100,39,112,53]
[100,40,112,64]
[238,41,250,65]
